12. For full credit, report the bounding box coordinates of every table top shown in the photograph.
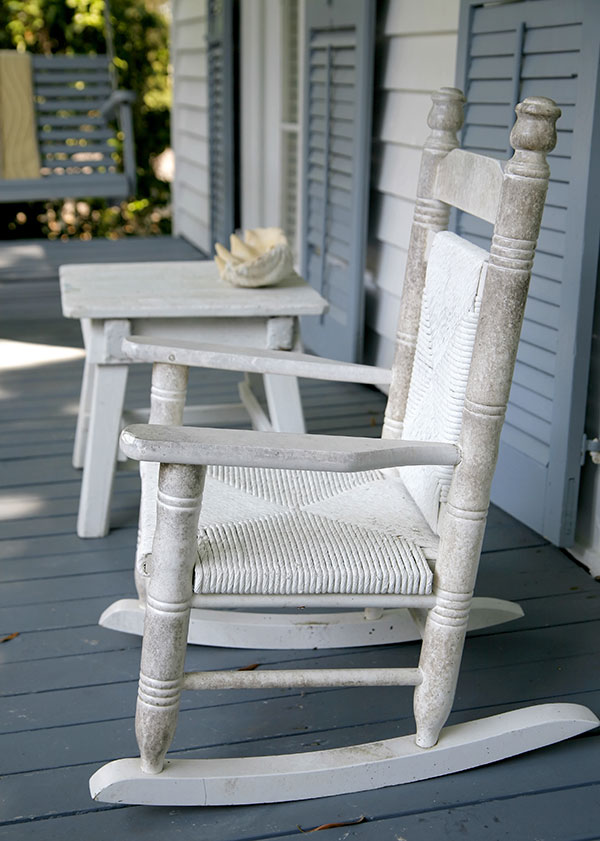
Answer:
[59,261,327,319]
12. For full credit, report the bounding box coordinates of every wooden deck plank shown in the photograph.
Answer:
[3,620,600,735]
[3,618,600,700]
[1,649,598,774]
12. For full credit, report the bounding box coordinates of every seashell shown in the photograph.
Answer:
[214,227,294,288]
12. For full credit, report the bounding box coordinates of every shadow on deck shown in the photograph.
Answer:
[0,313,599,839]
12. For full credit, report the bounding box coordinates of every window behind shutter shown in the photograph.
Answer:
[456,0,600,544]
[300,0,376,363]
[207,0,236,253]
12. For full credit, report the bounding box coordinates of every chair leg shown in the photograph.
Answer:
[413,589,471,748]
[135,462,205,774]
[136,363,189,581]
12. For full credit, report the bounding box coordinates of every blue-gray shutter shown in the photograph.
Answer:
[300,0,376,363]
[456,0,600,545]
[207,0,236,254]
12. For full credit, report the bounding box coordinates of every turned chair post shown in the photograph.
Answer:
[383,86,465,440]
[135,462,205,774]
[414,97,561,748]
[135,363,190,601]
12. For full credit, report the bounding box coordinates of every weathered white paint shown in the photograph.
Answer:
[123,336,392,383]
[60,264,326,319]
[90,705,599,805]
[99,597,524,649]
[171,0,210,253]
[59,262,327,537]
[119,423,460,472]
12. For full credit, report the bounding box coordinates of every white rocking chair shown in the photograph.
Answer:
[90,89,599,805]
[99,87,524,652]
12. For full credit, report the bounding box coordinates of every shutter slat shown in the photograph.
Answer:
[510,381,554,419]
[525,23,582,53]
[207,0,236,252]
[501,424,549,467]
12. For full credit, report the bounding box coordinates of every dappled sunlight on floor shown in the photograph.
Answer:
[0,339,85,371]
[0,491,46,520]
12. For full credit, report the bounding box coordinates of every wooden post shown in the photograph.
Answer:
[383,87,465,440]
[135,462,205,774]
[135,363,190,602]
[414,96,561,748]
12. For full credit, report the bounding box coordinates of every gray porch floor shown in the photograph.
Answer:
[1,313,599,840]
[0,236,204,320]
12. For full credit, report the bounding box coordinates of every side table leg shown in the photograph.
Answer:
[72,357,95,468]
[77,364,129,538]
[263,373,306,434]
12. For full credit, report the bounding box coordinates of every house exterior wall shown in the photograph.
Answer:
[171,0,211,254]
[363,0,460,369]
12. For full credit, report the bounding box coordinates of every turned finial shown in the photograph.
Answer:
[426,87,466,151]
[508,96,561,176]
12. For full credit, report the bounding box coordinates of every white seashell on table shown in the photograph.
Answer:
[214,227,294,288]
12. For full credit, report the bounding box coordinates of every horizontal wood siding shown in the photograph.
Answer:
[172,0,211,255]
[364,0,460,368]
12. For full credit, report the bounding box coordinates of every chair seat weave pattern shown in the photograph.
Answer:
[193,466,437,596]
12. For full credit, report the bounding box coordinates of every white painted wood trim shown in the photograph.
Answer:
[434,149,504,224]
[182,667,423,690]
[119,423,460,471]
[90,704,599,805]
[99,597,523,649]
[122,336,392,384]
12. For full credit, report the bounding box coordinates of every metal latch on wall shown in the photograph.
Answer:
[582,434,600,465]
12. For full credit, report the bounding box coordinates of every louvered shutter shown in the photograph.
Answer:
[300,0,376,362]
[456,0,600,545]
[207,0,236,254]
[281,0,301,256]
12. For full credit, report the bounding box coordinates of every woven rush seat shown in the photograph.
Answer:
[193,466,438,595]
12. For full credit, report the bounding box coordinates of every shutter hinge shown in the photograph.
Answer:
[582,434,600,465]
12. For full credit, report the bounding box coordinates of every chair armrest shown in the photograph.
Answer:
[122,336,392,385]
[101,89,136,120]
[120,424,460,473]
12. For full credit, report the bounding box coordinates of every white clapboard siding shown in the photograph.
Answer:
[456,0,600,546]
[172,0,210,254]
[364,0,460,369]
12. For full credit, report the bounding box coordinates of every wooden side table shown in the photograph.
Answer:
[60,261,327,538]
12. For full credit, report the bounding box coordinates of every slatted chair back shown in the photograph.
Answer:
[0,54,135,202]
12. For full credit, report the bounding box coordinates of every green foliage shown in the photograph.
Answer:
[0,0,172,240]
